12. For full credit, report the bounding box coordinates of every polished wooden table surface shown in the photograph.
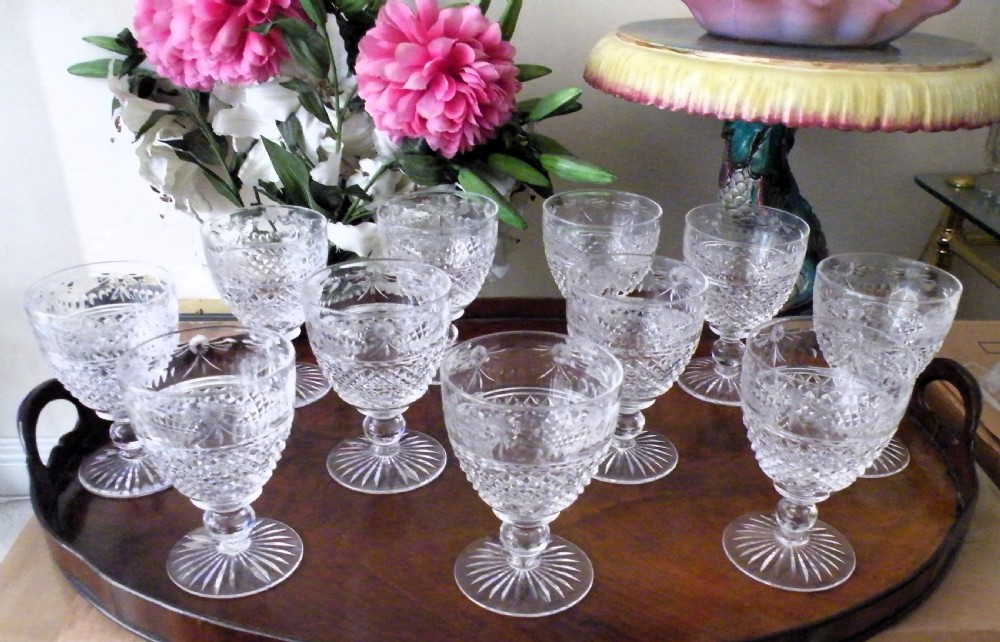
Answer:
[6,305,986,641]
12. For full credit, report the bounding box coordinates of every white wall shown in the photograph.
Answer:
[3,1,999,495]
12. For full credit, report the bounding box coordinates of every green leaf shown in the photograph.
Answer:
[67,59,122,78]
[298,0,327,27]
[457,168,527,229]
[121,52,147,77]
[515,97,538,115]
[167,130,222,169]
[268,18,330,79]
[487,153,550,188]
[262,137,319,209]
[497,0,522,41]
[526,87,582,123]
[397,153,448,186]
[114,29,140,52]
[339,0,371,14]
[133,109,180,141]
[539,154,616,184]
[281,78,331,126]
[168,146,243,207]
[516,64,550,82]
[277,114,310,160]
[82,35,131,55]
[201,169,244,208]
[478,0,492,11]
[527,132,571,155]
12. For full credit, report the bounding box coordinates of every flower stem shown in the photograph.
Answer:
[183,89,243,206]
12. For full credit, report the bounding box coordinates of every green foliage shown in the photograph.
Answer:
[488,153,549,188]
[516,64,551,82]
[526,88,582,123]
[498,0,522,41]
[458,168,527,229]
[69,0,615,237]
[262,137,321,209]
[67,59,124,78]
[539,154,616,184]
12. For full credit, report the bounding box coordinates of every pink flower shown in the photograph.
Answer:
[133,0,305,91]
[355,0,521,159]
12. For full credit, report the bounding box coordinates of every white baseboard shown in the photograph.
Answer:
[0,436,57,498]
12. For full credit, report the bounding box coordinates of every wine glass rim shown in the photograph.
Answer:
[439,330,624,411]
[301,258,453,310]
[746,315,918,391]
[201,206,327,246]
[542,189,663,227]
[684,203,810,246]
[377,189,500,228]
[816,252,964,305]
[23,260,175,313]
[120,323,296,395]
[567,253,709,306]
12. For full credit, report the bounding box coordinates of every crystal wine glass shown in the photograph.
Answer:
[566,253,708,484]
[976,120,1000,202]
[814,252,963,477]
[677,203,809,406]
[440,331,623,617]
[23,261,178,498]
[542,190,662,297]
[303,259,452,494]
[723,316,917,592]
[376,190,499,340]
[201,204,331,407]
[119,324,301,599]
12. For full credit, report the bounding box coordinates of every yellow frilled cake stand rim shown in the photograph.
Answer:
[584,19,1000,132]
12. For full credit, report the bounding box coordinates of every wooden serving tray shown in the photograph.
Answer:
[18,300,982,642]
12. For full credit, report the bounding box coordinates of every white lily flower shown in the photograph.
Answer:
[108,72,179,135]
[133,124,235,217]
[341,111,377,157]
[211,82,300,151]
[328,221,380,256]
[373,128,401,159]
[238,141,280,186]
[347,158,416,207]
[311,146,344,186]
[325,15,354,91]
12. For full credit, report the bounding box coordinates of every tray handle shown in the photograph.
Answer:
[16,379,107,520]
[908,357,983,507]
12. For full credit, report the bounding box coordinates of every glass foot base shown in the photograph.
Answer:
[326,430,446,494]
[860,436,909,478]
[678,357,742,406]
[722,512,856,592]
[295,362,330,408]
[78,446,171,498]
[455,534,593,617]
[167,518,303,599]
[593,432,678,484]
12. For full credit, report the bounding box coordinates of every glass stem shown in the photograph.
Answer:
[109,420,145,461]
[203,505,255,555]
[499,520,552,572]
[613,410,645,449]
[710,335,745,380]
[363,414,406,457]
[774,498,818,547]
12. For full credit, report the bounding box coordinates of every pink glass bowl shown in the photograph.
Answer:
[679,0,960,48]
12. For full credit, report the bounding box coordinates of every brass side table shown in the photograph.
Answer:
[918,173,1000,286]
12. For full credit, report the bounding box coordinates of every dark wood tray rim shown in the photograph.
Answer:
[18,298,983,642]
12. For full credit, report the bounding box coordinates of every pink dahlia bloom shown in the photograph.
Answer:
[355,0,521,159]
[134,0,305,92]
